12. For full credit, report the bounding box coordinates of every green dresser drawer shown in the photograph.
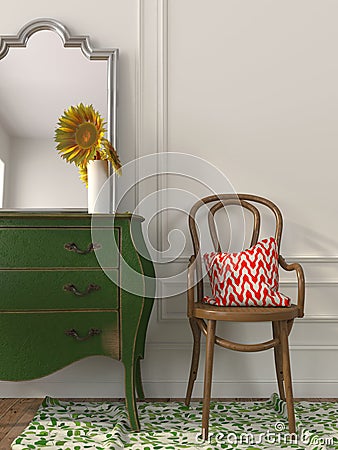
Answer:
[0,311,119,380]
[0,227,119,268]
[0,269,119,310]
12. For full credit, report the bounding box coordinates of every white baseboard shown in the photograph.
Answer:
[1,380,337,399]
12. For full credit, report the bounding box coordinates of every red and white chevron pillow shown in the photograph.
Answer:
[203,237,290,307]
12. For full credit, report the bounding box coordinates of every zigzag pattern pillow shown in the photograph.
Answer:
[203,237,290,307]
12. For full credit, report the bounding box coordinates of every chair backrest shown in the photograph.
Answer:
[188,194,283,302]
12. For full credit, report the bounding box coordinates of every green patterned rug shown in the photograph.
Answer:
[11,394,338,450]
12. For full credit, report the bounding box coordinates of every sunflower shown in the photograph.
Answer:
[78,163,88,186]
[102,139,122,175]
[55,103,121,186]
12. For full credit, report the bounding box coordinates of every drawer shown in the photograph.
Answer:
[0,227,119,268]
[0,311,119,380]
[0,269,119,310]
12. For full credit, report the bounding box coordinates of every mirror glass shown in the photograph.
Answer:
[0,21,116,209]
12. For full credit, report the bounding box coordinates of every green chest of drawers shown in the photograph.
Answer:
[0,211,155,431]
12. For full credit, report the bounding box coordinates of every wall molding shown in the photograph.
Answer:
[0,378,336,385]
[156,0,168,253]
[159,255,338,263]
[287,256,338,263]
[157,276,338,322]
[298,315,338,323]
[147,342,338,351]
[158,314,338,324]
[158,290,338,322]
[157,0,168,157]
[134,0,143,207]
[158,302,338,324]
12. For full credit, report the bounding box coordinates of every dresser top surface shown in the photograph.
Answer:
[0,209,144,221]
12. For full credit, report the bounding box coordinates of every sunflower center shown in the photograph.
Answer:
[75,122,98,149]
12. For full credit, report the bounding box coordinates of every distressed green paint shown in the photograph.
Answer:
[0,311,119,379]
[0,212,155,431]
[0,269,119,310]
[118,218,156,430]
[0,227,119,268]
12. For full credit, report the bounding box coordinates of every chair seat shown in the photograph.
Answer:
[193,302,299,322]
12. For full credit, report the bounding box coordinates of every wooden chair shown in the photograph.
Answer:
[185,194,305,440]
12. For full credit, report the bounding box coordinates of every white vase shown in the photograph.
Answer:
[87,160,110,214]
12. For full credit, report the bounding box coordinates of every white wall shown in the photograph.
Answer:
[0,0,337,398]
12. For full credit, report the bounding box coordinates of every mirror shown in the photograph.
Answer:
[0,18,118,210]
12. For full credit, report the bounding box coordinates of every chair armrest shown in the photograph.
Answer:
[279,255,305,318]
[187,255,196,317]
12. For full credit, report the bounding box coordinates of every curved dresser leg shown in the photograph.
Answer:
[123,358,140,431]
[135,357,145,400]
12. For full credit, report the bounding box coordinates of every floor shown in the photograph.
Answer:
[1,397,337,450]
[0,399,42,449]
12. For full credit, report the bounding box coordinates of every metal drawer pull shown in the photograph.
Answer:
[63,283,101,296]
[64,242,101,254]
[65,328,102,341]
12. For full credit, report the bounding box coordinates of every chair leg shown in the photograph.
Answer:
[185,318,201,406]
[202,319,216,441]
[272,322,286,400]
[279,320,296,434]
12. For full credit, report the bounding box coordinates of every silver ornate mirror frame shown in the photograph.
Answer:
[0,18,118,211]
